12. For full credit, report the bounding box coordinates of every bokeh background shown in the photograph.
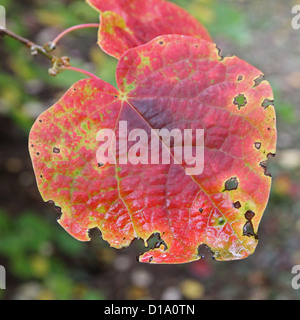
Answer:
[0,0,300,300]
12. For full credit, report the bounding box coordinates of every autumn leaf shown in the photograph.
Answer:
[29,35,276,263]
[86,0,212,59]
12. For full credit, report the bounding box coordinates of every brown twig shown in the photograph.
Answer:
[0,28,55,61]
[0,27,100,79]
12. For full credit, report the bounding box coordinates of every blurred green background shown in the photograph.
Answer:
[0,0,300,300]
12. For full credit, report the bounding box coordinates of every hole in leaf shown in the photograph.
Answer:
[199,208,203,213]
[259,160,270,177]
[261,99,274,109]
[233,201,241,209]
[237,75,243,81]
[245,210,255,221]
[253,74,265,87]
[136,233,168,262]
[46,200,62,220]
[158,40,164,45]
[233,94,247,110]
[146,232,168,251]
[88,227,102,240]
[268,152,276,158]
[197,244,215,260]
[259,153,275,177]
[243,221,257,239]
[243,211,258,239]
[254,142,261,149]
[98,162,104,167]
[54,205,62,216]
[53,147,60,154]
[224,177,239,191]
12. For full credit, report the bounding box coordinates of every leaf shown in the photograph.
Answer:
[86,0,212,59]
[29,35,276,263]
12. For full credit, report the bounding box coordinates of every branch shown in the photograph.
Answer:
[0,27,100,79]
[0,28,54,61]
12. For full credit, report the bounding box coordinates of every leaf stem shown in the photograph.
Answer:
[49,23,100,49]
[62,66,100,80]
[0,27,100,80]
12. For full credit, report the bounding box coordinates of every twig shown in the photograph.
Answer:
[0,27,100,79]
[0,28,54,61]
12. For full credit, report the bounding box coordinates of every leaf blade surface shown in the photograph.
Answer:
[29,35,276,263]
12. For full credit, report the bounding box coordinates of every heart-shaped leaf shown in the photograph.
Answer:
[29,35,276,263]
[86,0,212,59]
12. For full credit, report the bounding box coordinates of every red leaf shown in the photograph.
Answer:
[29,35,276,263]
[87,0,212,58]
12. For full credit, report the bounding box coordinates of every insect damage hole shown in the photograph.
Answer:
[245,210,255,221]
[137,233,168,262]
[46,200,62,220]
[254,142,261,150]
[259,153,276,177]
[224,177,239,191]
[145,232,168,251]
[53,147,60,154]
[233,94,247,110]
[243,210,258,239]
[261,98,274,109]
[233,201,241,209]
[87,227,102,241]
[197,244,215,260]
[253,74,265,87]
[243,221,257,239]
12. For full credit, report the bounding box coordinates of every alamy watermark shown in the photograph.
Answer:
[0,265,5,289]
[0,5,5,29]
[96,121,204,175]
[291,265,300,289]
[292,5,300,30]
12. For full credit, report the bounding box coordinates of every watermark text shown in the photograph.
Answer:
[96,121,204,175]
[292,5,300,30]
[0,265,6,289]
[0,5,6,29]
[291,265,300,289]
